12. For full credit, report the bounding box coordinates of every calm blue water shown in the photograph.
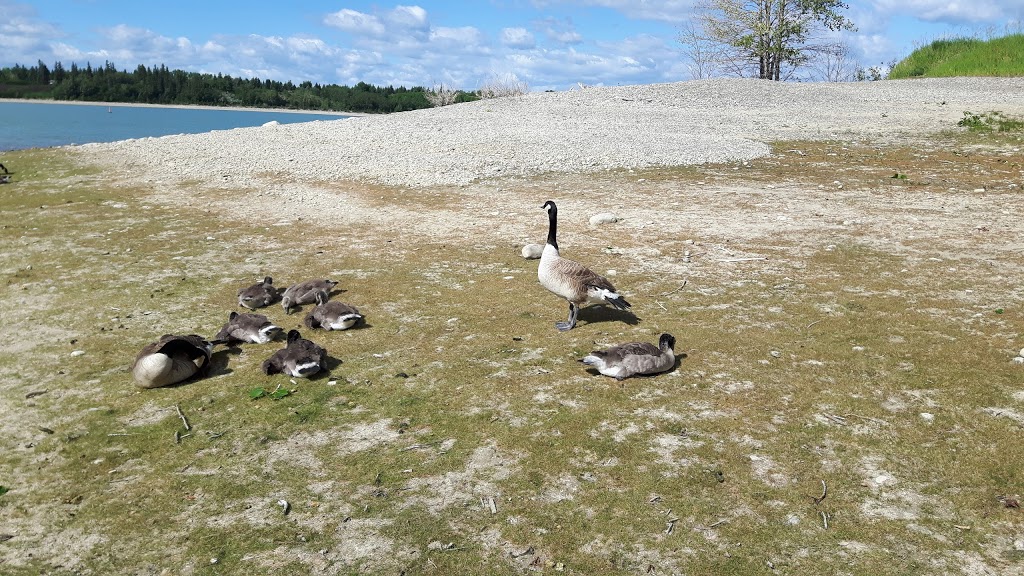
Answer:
[0,101,349,151]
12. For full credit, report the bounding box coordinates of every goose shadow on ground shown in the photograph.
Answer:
[576,306,641,327]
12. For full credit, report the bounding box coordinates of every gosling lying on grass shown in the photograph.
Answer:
[262,329,327,378]
[215,311,282,344]
[281,279,339,314]
[580,333,676,380]
[304,290,363,331]
[237,276,279,310]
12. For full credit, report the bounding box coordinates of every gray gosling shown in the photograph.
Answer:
[238,276,279,309]
[132,334,218,389]
[580,333,676,380]
[262,329,327,378]
[215,311,282,344]
[538,200,631,331]
[281,279,339,314]
[304,290,363,331]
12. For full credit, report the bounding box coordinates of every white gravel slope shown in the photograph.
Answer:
[79,77,1024,188]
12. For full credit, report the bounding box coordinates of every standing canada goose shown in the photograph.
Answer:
[132,334,219,388]
[238,276,279,310]
[262,329,327,378]
[215,311,282,344]
[281,279,339,314]
[304,290,363,331]
[580,333,676,380]
[538,200,631,331]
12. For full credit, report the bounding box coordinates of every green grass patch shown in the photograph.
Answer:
[889,33,1024,79]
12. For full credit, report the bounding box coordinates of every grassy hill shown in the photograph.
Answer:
[889,33,1024,79]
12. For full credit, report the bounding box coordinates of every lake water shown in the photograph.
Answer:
[0,101,350,152]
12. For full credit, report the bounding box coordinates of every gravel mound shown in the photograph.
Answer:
[79,77,1024,188]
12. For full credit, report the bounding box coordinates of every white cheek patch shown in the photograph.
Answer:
[290,361,321,378]
[330,314,361,330]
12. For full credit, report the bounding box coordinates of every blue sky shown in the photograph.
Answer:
[2,0,1021,90]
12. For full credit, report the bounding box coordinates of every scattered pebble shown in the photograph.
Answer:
[589,212,619,225]
[521,243,543,259]
[920,412,935,422]
[769,350,781,358]
[70,350,85,357]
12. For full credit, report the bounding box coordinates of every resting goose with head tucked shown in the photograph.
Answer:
[238,276,279,310]
[580,333,676,380]
[215,311,282,344]
[281,279,339,315]
[262,329,327,378]
[304,290,363,331]
[132,334,219,388]
[538,200,631,331]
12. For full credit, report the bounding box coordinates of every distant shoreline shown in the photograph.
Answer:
[0,97,370,117]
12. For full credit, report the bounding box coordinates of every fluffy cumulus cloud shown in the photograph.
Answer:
[535,17,584,44]
[502,27,536,49]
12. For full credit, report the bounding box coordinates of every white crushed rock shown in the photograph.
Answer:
[77,77,1024,189]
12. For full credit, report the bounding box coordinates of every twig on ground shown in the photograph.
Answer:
[821,511,829,529]
[823,413,847,425]
[174,404,190,431]
[813,480,828,504]
[806,320,823,329]
[665,518,679,534]
[844,413,889,425]
[659,280,687,296]
[655,300,667,311]
[707,519,728,528]
[717,257,767,263]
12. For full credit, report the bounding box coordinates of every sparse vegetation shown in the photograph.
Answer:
[958,110,1024,133]
[477,74,530,99]
[1,127,1023,575]
[423,82,478,107]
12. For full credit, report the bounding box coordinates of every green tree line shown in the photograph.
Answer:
[0,60,440,113]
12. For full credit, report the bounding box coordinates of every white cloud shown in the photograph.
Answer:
[323,9,386,36]
[536,0,698,24]
[870,0,1007,24]
[535,17,583,44]
[502,27,536,49]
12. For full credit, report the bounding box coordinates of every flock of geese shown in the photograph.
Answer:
[130,201,678,389]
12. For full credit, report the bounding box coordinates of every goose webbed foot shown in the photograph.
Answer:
[555,303,579,331]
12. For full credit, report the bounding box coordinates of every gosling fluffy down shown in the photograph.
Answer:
[132,334,218,389]
[580,333,676,380]
[304,290,364,331]
[537,200,631,331]
[262,329,327,378]
[215,311,282,344]
[281,279,339,314]
[238,276,280,310]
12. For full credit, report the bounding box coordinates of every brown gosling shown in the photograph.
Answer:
[261,329,327,378]
[281,279,339,314]
[238,276,279,310]
[304,290,363,331]
[215,311,282,344]
[580,333,676,380]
